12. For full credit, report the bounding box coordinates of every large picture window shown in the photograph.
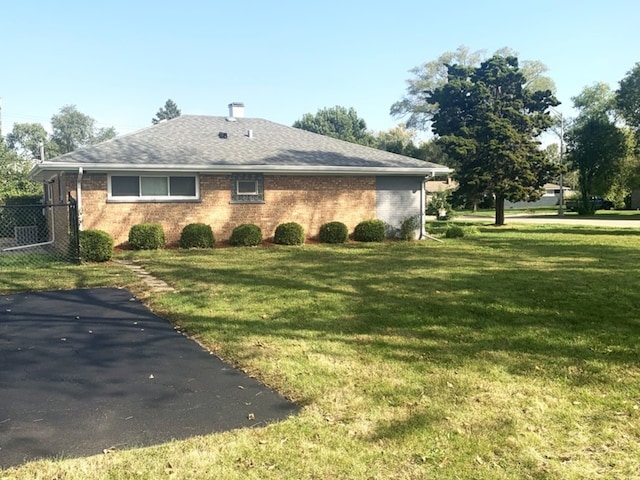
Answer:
[109,175,198,201]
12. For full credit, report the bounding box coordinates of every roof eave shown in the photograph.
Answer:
[30,162,453,177]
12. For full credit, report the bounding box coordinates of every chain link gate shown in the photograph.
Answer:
[0,198,80,266]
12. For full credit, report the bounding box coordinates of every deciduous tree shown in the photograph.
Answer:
[566,83,632,212]
[616,62,640,133]
[6,123,49,160]
[50,105,116,155]
[293,106,374,146]
[0,139,40,201]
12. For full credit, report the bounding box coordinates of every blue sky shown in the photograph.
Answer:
[1,0,639,138]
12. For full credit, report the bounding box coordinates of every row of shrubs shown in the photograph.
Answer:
[79,219,388,262]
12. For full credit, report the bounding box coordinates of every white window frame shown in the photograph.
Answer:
[236,179,259,196]
[108,174,199,202]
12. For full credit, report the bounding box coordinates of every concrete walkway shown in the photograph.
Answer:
[114,259,176,293]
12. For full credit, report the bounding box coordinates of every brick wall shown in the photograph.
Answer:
[75,173,376,246]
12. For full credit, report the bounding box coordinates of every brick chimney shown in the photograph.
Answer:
[228,102,245,118]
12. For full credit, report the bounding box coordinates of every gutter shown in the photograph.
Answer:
[31,162,453,177]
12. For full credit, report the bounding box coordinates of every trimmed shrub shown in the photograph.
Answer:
[274,222,305,245]
[353,219,385,242]
[229,223,263,246]
[128,223,165,250]
[179,223,215,249]
[79,229,114,262]
[444,225,465,238]
[319,221,348,244]
[399,216,420,241]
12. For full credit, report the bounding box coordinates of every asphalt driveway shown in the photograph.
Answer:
[0,288,298,468]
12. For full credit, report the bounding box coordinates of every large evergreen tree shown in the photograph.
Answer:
[426,55,559,225]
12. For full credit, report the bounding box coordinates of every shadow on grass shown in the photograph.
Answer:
[141,237,640,377]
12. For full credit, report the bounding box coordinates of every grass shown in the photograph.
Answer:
[2,225,640,479]
[457,207,640,219]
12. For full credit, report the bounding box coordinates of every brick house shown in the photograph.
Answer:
[30,104,451,246]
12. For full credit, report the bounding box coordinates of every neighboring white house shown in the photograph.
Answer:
[504,183,574,210]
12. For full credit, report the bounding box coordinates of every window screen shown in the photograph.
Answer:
[170,176,197,196]
[111,176,140,196]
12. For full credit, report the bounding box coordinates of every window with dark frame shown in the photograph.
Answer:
[231,173,264,203]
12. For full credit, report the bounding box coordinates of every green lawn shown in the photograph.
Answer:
[2,225,639,479]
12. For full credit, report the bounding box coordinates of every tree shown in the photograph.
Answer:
[50,105,116,155]
[566,83,631,212]
[426,55,559,225]
[0,139,40,201]
[6,123,50,160]
[391,45,556,130]
[152,99,182,125]
[293,106,375,146]
[616,62,640,133]
[374,125,420,156]
[566,117,629,213]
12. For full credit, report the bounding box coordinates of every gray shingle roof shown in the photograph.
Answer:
[33,115,450,176]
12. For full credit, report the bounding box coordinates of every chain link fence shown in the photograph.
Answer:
[0,201,80,267]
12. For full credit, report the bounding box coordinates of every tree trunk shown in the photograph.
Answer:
[495,193,505,226]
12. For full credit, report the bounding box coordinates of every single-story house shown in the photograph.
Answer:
[30,103,451,246]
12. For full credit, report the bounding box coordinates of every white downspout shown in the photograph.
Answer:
[419,175,430,239]
[77,167,84,231]
[421,173,443,243]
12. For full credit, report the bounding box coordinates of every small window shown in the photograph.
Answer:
[231,173,264,203]
[237,180,259,195]
[109,175,198,201]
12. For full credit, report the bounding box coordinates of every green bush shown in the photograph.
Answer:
[319,221,348,244]
[128,223,165,250]
[353,219,386,242]
[444,225,465,238]
[229,223,263,246]
[179,223,215,249]
[399,216,420,241]
[79,229,114,262]
[274,222,305,245]
[427,190,455,220]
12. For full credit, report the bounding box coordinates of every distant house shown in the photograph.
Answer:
[29,104,451,246]
[504,183,574,210]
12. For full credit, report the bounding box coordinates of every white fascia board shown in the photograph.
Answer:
[31,162,452,177]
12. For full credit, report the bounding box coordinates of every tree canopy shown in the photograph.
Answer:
[6,123,49,160]
[567,83,633,211]
[293,106,374,146]
[0,139,41,201]
[616,62,640,133]
[426,54,559,225]
[391,45,556,130]
[51,105,116,155]
[1,105,116,199]
[152,99,182,125]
